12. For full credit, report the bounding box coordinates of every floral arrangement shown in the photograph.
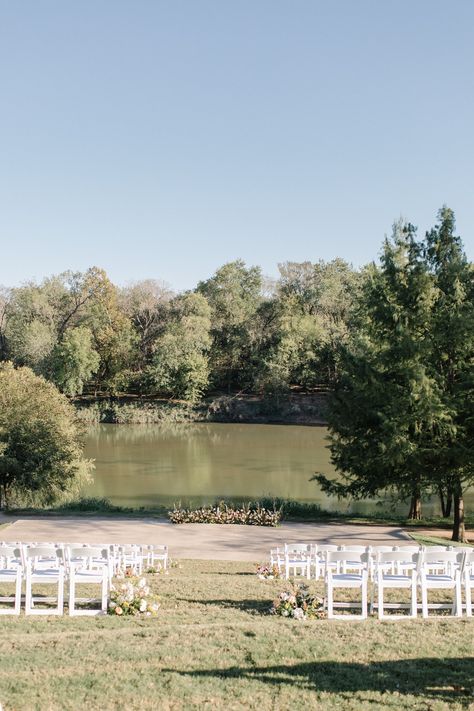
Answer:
[270,581,325,620]
[168,501,281,526]
[256,564,281,580]
[108,576,160,617]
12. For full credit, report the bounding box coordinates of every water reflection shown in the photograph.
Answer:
[82,423,470,515]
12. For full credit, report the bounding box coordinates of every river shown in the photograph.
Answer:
[82,423,471,515]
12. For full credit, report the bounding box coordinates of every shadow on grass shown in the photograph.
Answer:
[177,597,270,615]
[165,657,474,704]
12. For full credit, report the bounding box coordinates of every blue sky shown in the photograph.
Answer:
[1,1,473,291]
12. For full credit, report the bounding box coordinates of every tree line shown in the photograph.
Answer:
[0,258,359,401]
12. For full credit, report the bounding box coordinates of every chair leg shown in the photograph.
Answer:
[455,581,462,617]
[421,584,428,618]
[58,574,64,615]
[25,574,32,615]
[15,571,22,615]
[361,579,368,620]
[326,578,333,619]
[69,577,75,616]
[465,578,472,617]
[377,582,384,620]
[411,580,417,617]
[101,573,108,613]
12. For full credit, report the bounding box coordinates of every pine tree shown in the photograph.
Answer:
[424,207,474,541]
[316,222,445,518]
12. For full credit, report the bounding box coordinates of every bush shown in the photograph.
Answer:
[168,501,281,526]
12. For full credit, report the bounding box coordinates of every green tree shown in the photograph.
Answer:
[51,326,100,396]
[262,259,361,390]
[424,207,474,541]
[197,260,262,390]
[315,222,446,520]
[148,293,212,402]
[0,362,92,508]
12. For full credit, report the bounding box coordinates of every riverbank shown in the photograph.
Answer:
[74,391,329,425]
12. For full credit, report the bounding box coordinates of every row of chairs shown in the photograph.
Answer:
[270,543,474,619]
[0,541,169,616]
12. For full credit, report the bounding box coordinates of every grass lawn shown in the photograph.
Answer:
[0,560,473,711]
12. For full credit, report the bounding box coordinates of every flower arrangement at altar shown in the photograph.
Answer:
[108,577,160,617]
[270,581,325,620]
[256,564,281,580]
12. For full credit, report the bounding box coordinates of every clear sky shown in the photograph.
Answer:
[1,1,473,291]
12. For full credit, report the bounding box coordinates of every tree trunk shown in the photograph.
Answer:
[408,489,422,520]
[445,486,453,518]
[452,486,467,543]
[438,486,447,518]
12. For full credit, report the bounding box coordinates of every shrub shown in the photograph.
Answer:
[168,501,281,526]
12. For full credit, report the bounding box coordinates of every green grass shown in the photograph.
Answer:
[0,560,472,710]
[408,531,474,548]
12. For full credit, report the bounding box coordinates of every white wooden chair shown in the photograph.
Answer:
[118,544,143,575]
[314,544,339,580]
[68,547,109,616]
[325,550,370,619]
[369,546,399,580]
[0,545,23,615]
[284,544,312,579]
[144,545,169,570]
[418,549,465,618]
[25,546,65,616]
[372,550,419,619]
[338,545,370,575]
[270,548,284,574]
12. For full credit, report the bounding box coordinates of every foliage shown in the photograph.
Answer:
[51,326,100,395]
[315,209,474,541]
[197,260,263,390]
[108,575,160,616]
[168,500,282,526]
[0,362,92,508]
[147,292,212,402]
[270,580,325,619]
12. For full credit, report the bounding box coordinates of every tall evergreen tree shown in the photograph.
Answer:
[424,207,474,541]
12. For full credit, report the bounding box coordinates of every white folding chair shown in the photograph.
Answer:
[68,547,109,616]
[284,544,312,579]
[118,545,143,575]
[270,548,284,574]
[419,549,465,618]
[314,545,339,580]
[0,545,23,615]
[372,550,419,619]
[338,545,370,575]
[145,545,169,570]
[325,549,370,620]
[25,546,65,616]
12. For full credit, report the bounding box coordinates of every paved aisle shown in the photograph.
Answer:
[0,517,410,561]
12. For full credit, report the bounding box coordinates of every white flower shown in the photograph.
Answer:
[138,578,147,589]
[139,599,147,612]
[282,610,289,617]
[292,607,305,620]
[109,601,117,610]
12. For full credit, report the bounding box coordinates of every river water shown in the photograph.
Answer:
[82,423,470,515]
